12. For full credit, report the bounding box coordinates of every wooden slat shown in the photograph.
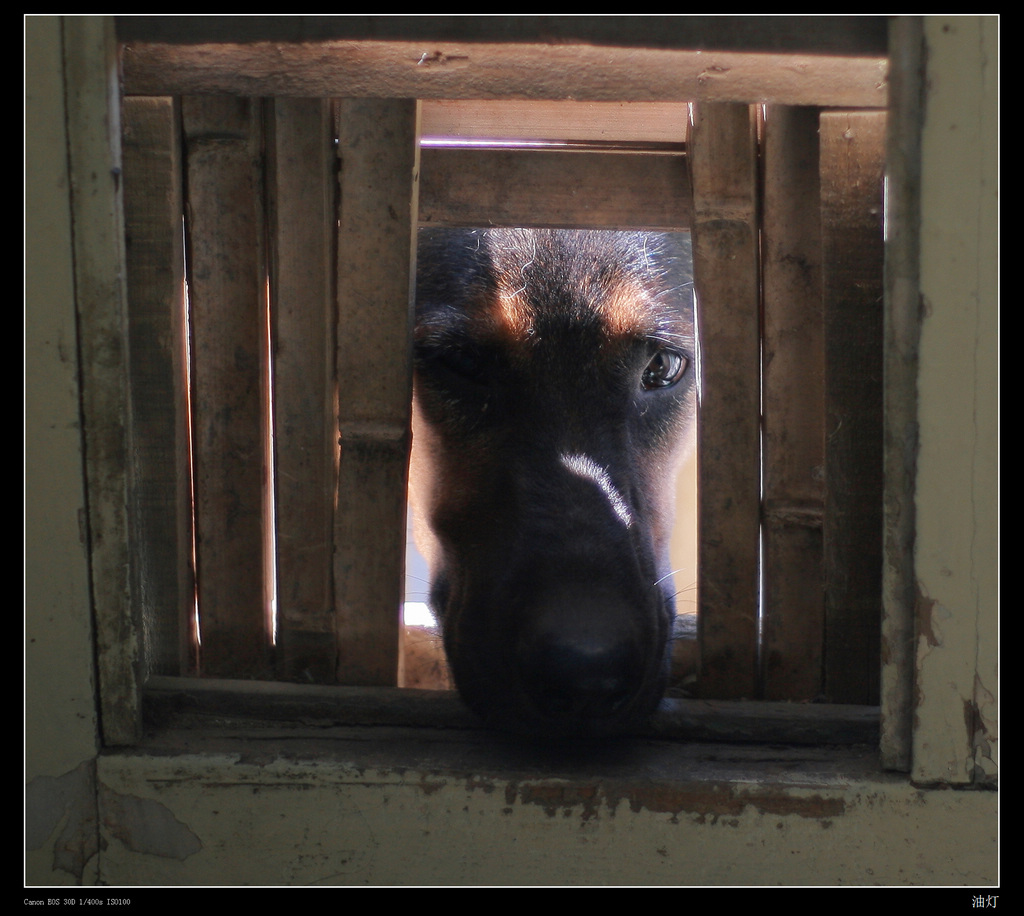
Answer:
[120,40,888,108]
[820,110,886,705]
[420,100,689,145]
[419,148,691,230]
[265,99,339,683]
[689,103,761,699]
[121,96,194,677]
[144,675,880,746]
[333,99,420,686]
[63,17,140,744]
[880,16,925,772]
[760,106,826,700]
[115,16,891,59]
[183,96,272,678]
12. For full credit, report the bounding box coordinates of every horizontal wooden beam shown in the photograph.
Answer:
[121,39,887,107]
[420,100,688,146]
[419,147,691,230]
[143,676,880,745]
[116,16,890,58]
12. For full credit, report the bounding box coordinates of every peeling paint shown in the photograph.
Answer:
[962,698,978,750]
[25,760,98,883]
[969,674,999,786]
[416,775,449,797]
[614,784,845,822]
[503,779,847,824]
[99,783,202,860]
[915,580,940,648]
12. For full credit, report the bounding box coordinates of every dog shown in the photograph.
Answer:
[409,228,696,738]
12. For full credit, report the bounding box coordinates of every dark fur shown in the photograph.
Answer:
[411,228,696,737]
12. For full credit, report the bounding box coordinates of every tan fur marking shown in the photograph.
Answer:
[600,281,657,339]
[491,285,536,343]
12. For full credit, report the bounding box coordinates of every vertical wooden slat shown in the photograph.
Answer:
[122,96,194,677]
[688,103,761,699]
[265,98,338,683]
[760,106,826,699]
[183,96,271,678]
[333,99,420,686]
[62,16,139,744]
[881,16,924,771]
[820,110,886,704]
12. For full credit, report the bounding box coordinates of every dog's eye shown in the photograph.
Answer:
[641,348,687,390]
[429,346,489,386]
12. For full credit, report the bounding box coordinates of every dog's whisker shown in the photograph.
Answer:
[653,568,683,588]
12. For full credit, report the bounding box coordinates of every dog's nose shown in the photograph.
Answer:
[518,636,636,719]
[515,587,643,721]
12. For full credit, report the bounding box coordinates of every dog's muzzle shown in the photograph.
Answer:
[514,582,646,721]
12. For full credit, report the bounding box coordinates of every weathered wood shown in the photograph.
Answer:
[880,16,924,773]
[115,15,891,59]
[651,697,879,746]
[121,96,195,678]
[420,100,689,145]
[63,16,140,744]
[183,96,272,678]
[120,40,888,108]
[820,110,886,705]
[911,16,997,787]
[419,148,691,230]
[760,106,826,700]
[143,676,879,745]
[398,625,452,691]
[143,676,476,731]
[688,103,761,699]
[265,99,339,684]
[333,99,420,686]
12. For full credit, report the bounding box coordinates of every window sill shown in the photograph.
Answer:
[114,677,893,815]
[139,676,880,763]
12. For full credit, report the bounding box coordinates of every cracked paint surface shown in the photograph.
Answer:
[505,779,846,824]
[26,760,204,882]
[98,783,203,860]
[25,761,97,883]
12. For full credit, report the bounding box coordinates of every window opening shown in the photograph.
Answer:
[118,61,886,742]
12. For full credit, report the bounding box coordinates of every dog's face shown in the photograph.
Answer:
[410,229,696,737]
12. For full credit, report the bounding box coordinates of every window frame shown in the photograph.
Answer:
[78,15,914,767]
